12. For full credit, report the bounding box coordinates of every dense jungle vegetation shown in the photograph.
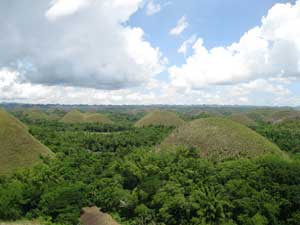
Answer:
[1,108,300,225]
[255,120,300,155]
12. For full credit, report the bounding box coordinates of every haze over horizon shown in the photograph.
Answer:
[0,0,300,106]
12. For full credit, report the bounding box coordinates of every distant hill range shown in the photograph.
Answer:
[11,107,63,121]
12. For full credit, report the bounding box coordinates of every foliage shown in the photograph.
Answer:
[29,124,172,153]
[1,148,300,225]
[1,107,300,225]
[255,120,300,155]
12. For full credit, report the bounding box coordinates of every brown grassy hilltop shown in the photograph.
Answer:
[135,110,185,127]
[161,117,286,162]
[60,110,113,124]
[0,109,54,174]
[80,207,120,225]
[228,113,257,127]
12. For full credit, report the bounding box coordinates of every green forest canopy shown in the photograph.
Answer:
[0,106,300,225]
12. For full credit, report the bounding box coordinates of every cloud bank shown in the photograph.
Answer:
[0,0,165,90]
[169,1,300,89]
[0,0,300,106]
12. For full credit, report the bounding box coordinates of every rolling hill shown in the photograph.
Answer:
[135,110,185,127]
[60,109,85,123]
[0,110,54,174]
[84,112,113,124]
[11,107,62,121]
[246,109,275,123]
[228,113,257,127]
[23,108,49,121]
[265,110,300,123]
[60,110,113,124]
[161,117,286,162]
[246,108,300,123]
[80,207,120,225]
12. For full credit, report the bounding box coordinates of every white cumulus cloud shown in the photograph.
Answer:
[178,35,197,56]
[1,0,300,106]
[169,1,300,89]
[46,0,92,21]
[0,69,298,106]
[0,0,165,90]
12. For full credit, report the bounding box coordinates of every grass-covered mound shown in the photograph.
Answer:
[246,108,300,123]
[266,110,300,123]
[11,107,62,121]
[60,109,83,123]
[161,118,286,162]
[12,108,49,121]
[60,110,113,124]
[80,207,120,225]
[135,110,185,127]
[228,113,257,127]
[246,108,278,123]
[0,110,54,174]
[23,108,49,121]
[84,113,113,124]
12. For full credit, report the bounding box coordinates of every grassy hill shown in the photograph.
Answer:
[60,109,84,123]
[12,108,49,121]
[0,110,54,174]
[84,112,113,124]
[246,108,300,123]
[60,110,113,124]
[161,117,286,162]
[228,113,257,127]
[135,110,185,127]
[11,107,62,121]
[23,108,49,121]
[80,207,120,225]
[265,110,300,123]
[246,109,275,122]
[46,108,65,120]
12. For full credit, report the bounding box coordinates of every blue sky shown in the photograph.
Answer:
[0,0,299,105]
[131,0,293,64]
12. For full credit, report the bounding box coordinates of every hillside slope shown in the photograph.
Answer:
[135,110,185,127]
[84,113,113,124]
[60,110,112,124]
[161,118,286,162]
[0,110,54,174]
[228,113,257,127]
[80,207,120,225]
[60,109,83,123]
[266,110,300,123]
